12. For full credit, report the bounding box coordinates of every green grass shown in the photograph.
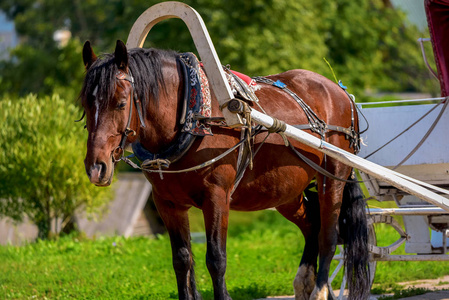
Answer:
[1,209,448,299]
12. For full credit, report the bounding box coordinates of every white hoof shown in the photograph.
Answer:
[293,265,316,300]
[309,285,328,300]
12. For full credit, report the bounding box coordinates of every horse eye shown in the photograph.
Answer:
[117,102,126,110]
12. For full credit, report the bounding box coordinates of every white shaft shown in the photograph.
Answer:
[251,110,449,212]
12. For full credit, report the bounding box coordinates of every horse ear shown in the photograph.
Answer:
[114,40,128,70]
[82,41,97,69]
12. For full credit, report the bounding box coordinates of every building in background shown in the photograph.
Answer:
[0,173,165,245]
[53,29,71,47]
[391,0,428,31]
[0,11,18,60]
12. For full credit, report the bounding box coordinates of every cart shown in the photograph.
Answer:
[125,1,449,299]
[330,0,449,297]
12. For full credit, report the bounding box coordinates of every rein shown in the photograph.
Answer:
[121,138,246,179]
[112,70,146,162]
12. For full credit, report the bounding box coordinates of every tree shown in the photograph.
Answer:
[323,0,438,95]
[0,39,85,99]
[0,94,113,239]
[0,0,438,98]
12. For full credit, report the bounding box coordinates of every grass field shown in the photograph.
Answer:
[1,209,448,299]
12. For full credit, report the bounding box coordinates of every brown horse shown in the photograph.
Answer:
[80,40,369,300]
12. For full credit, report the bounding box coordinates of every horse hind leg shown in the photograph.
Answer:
[310,169,352,300]
[309,170,370,300]
[276,189,320,300]
[293,264,316,300]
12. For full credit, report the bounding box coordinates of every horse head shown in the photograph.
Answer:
[80,40,139,186]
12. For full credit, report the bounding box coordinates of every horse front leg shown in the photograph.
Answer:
[153,198,201,300]
[202,188,231,300]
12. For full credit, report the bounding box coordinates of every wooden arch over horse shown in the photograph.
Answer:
[79,2,371,300]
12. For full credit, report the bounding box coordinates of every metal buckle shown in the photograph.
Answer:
[124,128,136,137]
[112,146,124,163]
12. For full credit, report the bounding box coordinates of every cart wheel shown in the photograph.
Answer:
[328,224,377,299]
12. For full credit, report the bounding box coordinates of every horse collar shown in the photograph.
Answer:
[131,52,213,168]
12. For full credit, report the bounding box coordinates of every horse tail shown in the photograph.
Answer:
[339,174,370,300]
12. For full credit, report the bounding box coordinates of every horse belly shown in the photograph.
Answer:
[230,164,312,211]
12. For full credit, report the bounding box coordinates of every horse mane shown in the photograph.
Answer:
[80,48,179,110]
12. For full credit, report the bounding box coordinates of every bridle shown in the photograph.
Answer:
[111,70,146,162]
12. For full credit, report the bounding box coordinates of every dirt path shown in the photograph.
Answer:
[256,275,449,300]
[393,275,449,299]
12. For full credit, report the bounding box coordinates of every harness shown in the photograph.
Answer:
[110,53,220,175]
[253,76,360,153]
[221,74,363,189]
[111,59,361,184]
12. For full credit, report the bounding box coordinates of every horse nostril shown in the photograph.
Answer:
[98,162,107,180]
[88,161,107,183]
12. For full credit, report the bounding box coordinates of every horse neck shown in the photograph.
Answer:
[138,57,184,154]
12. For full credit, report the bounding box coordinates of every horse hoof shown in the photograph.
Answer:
[309,285,328,300]
[294,265,316,300]
[295,293,309,300]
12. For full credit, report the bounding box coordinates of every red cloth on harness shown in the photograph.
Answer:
[230,70,256,87]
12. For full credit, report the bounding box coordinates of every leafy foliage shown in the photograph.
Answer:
[0,39,85,99]
[0,94,112,238]
[0,0,439,98]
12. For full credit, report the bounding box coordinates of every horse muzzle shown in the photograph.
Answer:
[87,161,113,186]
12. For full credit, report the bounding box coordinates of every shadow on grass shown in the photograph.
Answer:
[375,286,432,300]
[134,291,179,299]
[135,284,273,300]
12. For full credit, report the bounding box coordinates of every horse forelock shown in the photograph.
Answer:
[80,48,178,114]
[80,53,117,109]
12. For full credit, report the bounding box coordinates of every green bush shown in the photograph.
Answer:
[0,94,112,239]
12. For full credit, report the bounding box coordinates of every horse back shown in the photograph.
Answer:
[228,69,357,210]
[258,69,356,132]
